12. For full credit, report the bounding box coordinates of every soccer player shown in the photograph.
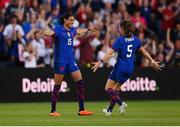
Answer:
[41,12,100,116]
[91,20,162,116]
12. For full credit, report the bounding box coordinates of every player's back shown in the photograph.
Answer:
[112,35,142,73]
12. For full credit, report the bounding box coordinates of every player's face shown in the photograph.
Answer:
[64,16,74,28]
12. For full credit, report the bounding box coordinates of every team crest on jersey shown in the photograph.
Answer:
[59,66,65,71]
[67,32,70,37]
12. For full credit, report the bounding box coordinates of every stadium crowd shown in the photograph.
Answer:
[0,0,179,68]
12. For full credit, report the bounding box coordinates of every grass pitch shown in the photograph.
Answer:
[0,101,180,126]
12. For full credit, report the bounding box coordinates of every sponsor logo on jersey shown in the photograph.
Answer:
[59,66,65,71]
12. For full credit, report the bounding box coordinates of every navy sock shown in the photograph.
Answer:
[51,85,60,112]
[78,100,84,111]
[107,101,115,112]
[76,80,85,111]
[115,90,122,106]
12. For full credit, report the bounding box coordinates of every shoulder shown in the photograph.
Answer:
[16,24,23,28]
[4,24,12,30]
[132,35,142,48]
[16,24,24,31]
[70,27,76,33]
[70,27,76,35]
[132,36,139,41]
[70,27,76,30]
[54,25,63,35]
[116,36,124,41]
[54,25,62,31]
[31,40,37,46]
[3,24,12,35]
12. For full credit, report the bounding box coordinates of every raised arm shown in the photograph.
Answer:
[166,28,174,62]
[41,27,55,36]
[138,47,162,71]
[91,48,115,72]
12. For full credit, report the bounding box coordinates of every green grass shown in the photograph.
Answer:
[0,101,180,126]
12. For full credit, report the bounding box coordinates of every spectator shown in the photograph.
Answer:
[23,42,36,68]
[131,9,147,32]
[171,38,180,66]
[156,28,174,67]
[48,7,60,29]
[172,20,180,42]
[22,12,38,40]
[31,30,46,67]
[0,22,6,60]
[3,15,25,66]
[139,0,152,28]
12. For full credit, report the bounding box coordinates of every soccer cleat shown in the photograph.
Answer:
[49,111,61,117]
[103,108,112,116]
[78,110,93,116]
[120,102,127,115]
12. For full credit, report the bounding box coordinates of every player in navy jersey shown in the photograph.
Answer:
[42,12,100,116]
[91,20,162,116]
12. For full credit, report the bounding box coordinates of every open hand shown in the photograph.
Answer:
[88,24,102,31]
[91,61,101,72]
[151,61,162,71]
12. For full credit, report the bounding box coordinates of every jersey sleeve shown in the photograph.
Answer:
[53,26,60,36]
[135,36,142,49]
[71,27,77,36]
[112,38,121,52]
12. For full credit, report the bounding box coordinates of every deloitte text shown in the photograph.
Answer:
[121,77,158,92]
[22,78,69,93]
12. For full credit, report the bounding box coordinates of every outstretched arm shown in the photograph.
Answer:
[41,27,55,36]
[76,28,89,36]
[138,47,162,71]
[76,24,101,36]
[91,48,115,72]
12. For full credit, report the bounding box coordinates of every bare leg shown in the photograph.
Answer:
[105,79,116,91]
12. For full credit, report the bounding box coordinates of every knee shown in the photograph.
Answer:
[55,80,62,85]
[105,86,112,91]
[105,87,108,91]
[54,76,63,85]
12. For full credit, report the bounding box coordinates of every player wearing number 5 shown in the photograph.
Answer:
[42,12,100,116]
[91,20,162,116]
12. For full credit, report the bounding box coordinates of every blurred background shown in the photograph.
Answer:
[0,0,179,68]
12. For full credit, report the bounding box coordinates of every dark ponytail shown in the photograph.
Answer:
[60,12,73,25]
[120,20,134,38]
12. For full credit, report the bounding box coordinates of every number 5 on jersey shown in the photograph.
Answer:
[127,44,133,58]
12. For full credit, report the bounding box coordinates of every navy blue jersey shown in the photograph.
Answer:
[112,35,142,73]
[54,25,76,64]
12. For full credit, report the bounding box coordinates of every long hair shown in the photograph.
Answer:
[120,20,134,38]
[60,12,73,25]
